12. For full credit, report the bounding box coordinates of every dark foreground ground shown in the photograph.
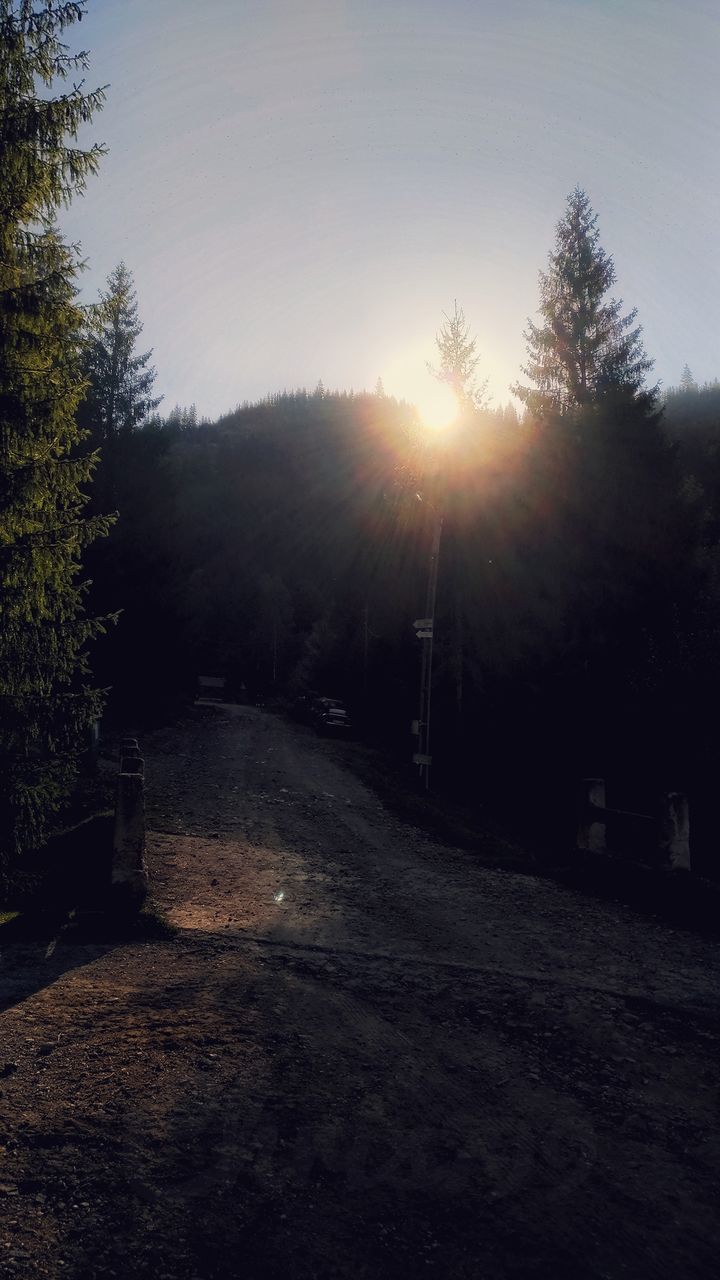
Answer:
[0,703,718,1278]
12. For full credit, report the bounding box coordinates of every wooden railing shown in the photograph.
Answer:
[577,778,690,871]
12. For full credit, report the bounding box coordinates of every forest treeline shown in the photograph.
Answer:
[81,367,720,869]
[2,2,720,878]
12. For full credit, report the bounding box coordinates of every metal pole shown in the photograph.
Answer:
[417,625,429,773]
[362,603,369,698]
[417,511,443,790]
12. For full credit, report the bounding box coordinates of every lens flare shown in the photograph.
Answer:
[417,378,458,430]
[382,348,458,431]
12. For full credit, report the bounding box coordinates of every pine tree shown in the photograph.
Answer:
[513,188,655,419]
[422,305,489,739]
[679,364,697,394]
[428,301,489,412]
[0,1,112,866]
[79,261,161,442]
[508,188,692,788]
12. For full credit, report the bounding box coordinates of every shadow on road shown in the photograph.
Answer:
[36,925,718,1280]
[0,919,120,1017]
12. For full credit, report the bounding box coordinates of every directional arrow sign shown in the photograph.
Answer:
[416,629,433,639]
[413,618,433,629]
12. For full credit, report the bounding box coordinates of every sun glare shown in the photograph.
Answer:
[417,378,458,431]
[383,351,459,431]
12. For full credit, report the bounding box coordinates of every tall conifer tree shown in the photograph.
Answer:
[428,301,489,412]
[513,187,655,420]
[0,1,112,864]
[509,188,689,786]
[79,261,161,442]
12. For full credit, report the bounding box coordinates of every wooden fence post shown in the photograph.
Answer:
[112,763,149,906]
[120,755,144,776]
[659,792,691,871]
[578,778,606,853]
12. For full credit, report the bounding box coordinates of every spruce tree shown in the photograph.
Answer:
[510,188,690,786]
[513,187,655,419]
[79,261,161,442]
[679,364,697,394]
[428,301,489,412]
[0,1,112,866]
[422,306,489,738]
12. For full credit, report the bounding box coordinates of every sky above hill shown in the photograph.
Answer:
[60,0,719,420]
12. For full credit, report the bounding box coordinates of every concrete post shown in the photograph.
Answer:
[578,778,606,853]
[86,719,101,771]
[119,755,144,777]
[659,792,691,871]
[112,770,149,905]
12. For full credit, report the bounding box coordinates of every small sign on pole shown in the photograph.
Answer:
[413,752,432,766]
[413,618,433,629]
[410,719,419,735]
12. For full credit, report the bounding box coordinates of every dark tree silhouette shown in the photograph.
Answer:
[514,187,655,418]
[79,261,161,442]
[502,189,693,817]
[0,0,112,865]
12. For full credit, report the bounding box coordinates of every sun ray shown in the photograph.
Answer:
[383,348,459,431]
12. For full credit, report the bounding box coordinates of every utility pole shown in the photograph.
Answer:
[362,602,369,698]
[413,509,443,789]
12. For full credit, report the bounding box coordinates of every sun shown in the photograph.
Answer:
[382,349,459,431]
[415,377,458,431]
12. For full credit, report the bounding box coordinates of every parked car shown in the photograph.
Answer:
[311,696,351,735]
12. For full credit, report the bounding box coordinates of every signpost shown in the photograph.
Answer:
[413,510,443,790]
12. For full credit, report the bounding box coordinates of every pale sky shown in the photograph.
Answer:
[60,0,719,420]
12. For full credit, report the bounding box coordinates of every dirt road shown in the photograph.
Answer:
[1,703,719,1279]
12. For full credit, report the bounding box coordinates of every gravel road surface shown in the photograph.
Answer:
[0,702,718,1279]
